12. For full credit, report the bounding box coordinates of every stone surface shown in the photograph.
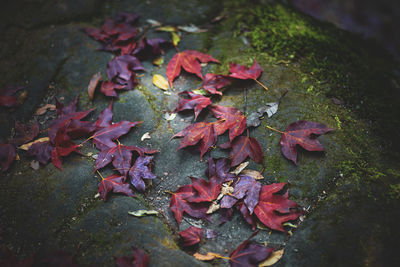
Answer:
[1,0,400,266]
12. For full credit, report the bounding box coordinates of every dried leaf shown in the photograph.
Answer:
[35,104,56,115]
[171,32,181,47]
[19,137,50,150]
[128,210,158,217]
[241,170,264,180]
[153,57,164,66]
[193,252,226,261]
[164,113,176,121]
[258,249,284,266]
[88,72,102,100]
[230,161,249,175]
[152,74,169,90]
[141,132,151,141]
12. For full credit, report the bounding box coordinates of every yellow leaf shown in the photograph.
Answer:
[19,137,50,151]
[156,26,178,32]
[153,56,164,66]
[259,249,284,266]
[152,74,169,90]
[193,252,228,261]
[171,32,181,47]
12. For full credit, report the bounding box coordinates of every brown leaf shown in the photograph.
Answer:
[193,252,226,261]
[241,170,264,180]
[88,72,102,100]
[35,104,56,115]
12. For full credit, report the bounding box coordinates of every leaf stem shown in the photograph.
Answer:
[253,79,269,91]
[164,190,175,195]
[266,125,284,134]
[209,253,231,260]
[79,136,93,146]
[96,170,105,180]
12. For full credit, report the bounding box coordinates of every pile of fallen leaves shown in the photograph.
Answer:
[0,10,335,267]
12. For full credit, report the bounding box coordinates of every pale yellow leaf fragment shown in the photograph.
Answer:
[19,137,50,151]
[193,252,228,261]
[241,169,264,180]
[128,210,159,217]
[87,72,102,100]
[35,104,56,115]
[141,132,151,141]
[171,32,181,47]
[153,74,169,90]
[259,249,284,266]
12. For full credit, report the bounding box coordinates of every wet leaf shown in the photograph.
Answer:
[88,72,102,100]
[128,210,158,217]
[254,183,302,232]
[152,74,169,90]
[179,226,203,246]
[278,120,334,164]
[167,50,220,86]
[98,173,135,201]
[175,91,212,120]
[128,156,157,191]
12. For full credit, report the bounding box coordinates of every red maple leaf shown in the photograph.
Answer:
[175,91,212,120]
[220,136,263,167]
[98,173,135,201]
[132,37,168,57]
[186,177,222,203]
[210,105,246,142]
[0,144,16,172]
[115,246,149,267]
[276,120,334,164]
[229,232,273,267]
[254,183,302,232]
[95,144,157,177]
[179,226,203,247]
[172,121,217,160]
[229,59,262,80]
[236,202,257,230]
[11,121,39,146]
[101,81,126,97]
[202,73,230,95]
[51,123,80,170]
[27,141,54,165]
[90,102,142,150]
[228,59,269,91]
[166,50,219,86]
[205,157,235,183]
[128,155,157,192]
[169,184,208,226]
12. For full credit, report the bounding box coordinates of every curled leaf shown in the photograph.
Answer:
[193,252,226,261]
[88,72,102,100]
[35,104,56,115]
[19,137,50,150]
[258,249,284,266]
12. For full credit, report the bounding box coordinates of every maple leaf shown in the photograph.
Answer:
[228,59,269,91]
[11,121,39,146]
[210,105,246,142]
[101,81,126,98]
[220,175,261,214]
[179,226,203,247]
[205,157,235,183]
[229,232,273,267]
[132,37,168,57]
[92,121,141,150]
[220,136,263,166]
[186,177,222,203]
[236,202,257,230]
[172,121,217,160]
[51,123,80,170]
[271,120,334,164]
[229,59,262,80]
[175,91,212,120]
[219,208,234,225]
[128,156,157,191]
[0,144,16,172]
[169,184,208,226]
[202,73,230,95]
[115,247,149,267]
[254,183,302,232]
[95,102,114,128]
[27,141,54,165]
[98,173,135,201]
[95,144,157,177]
[166,50,220,86]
